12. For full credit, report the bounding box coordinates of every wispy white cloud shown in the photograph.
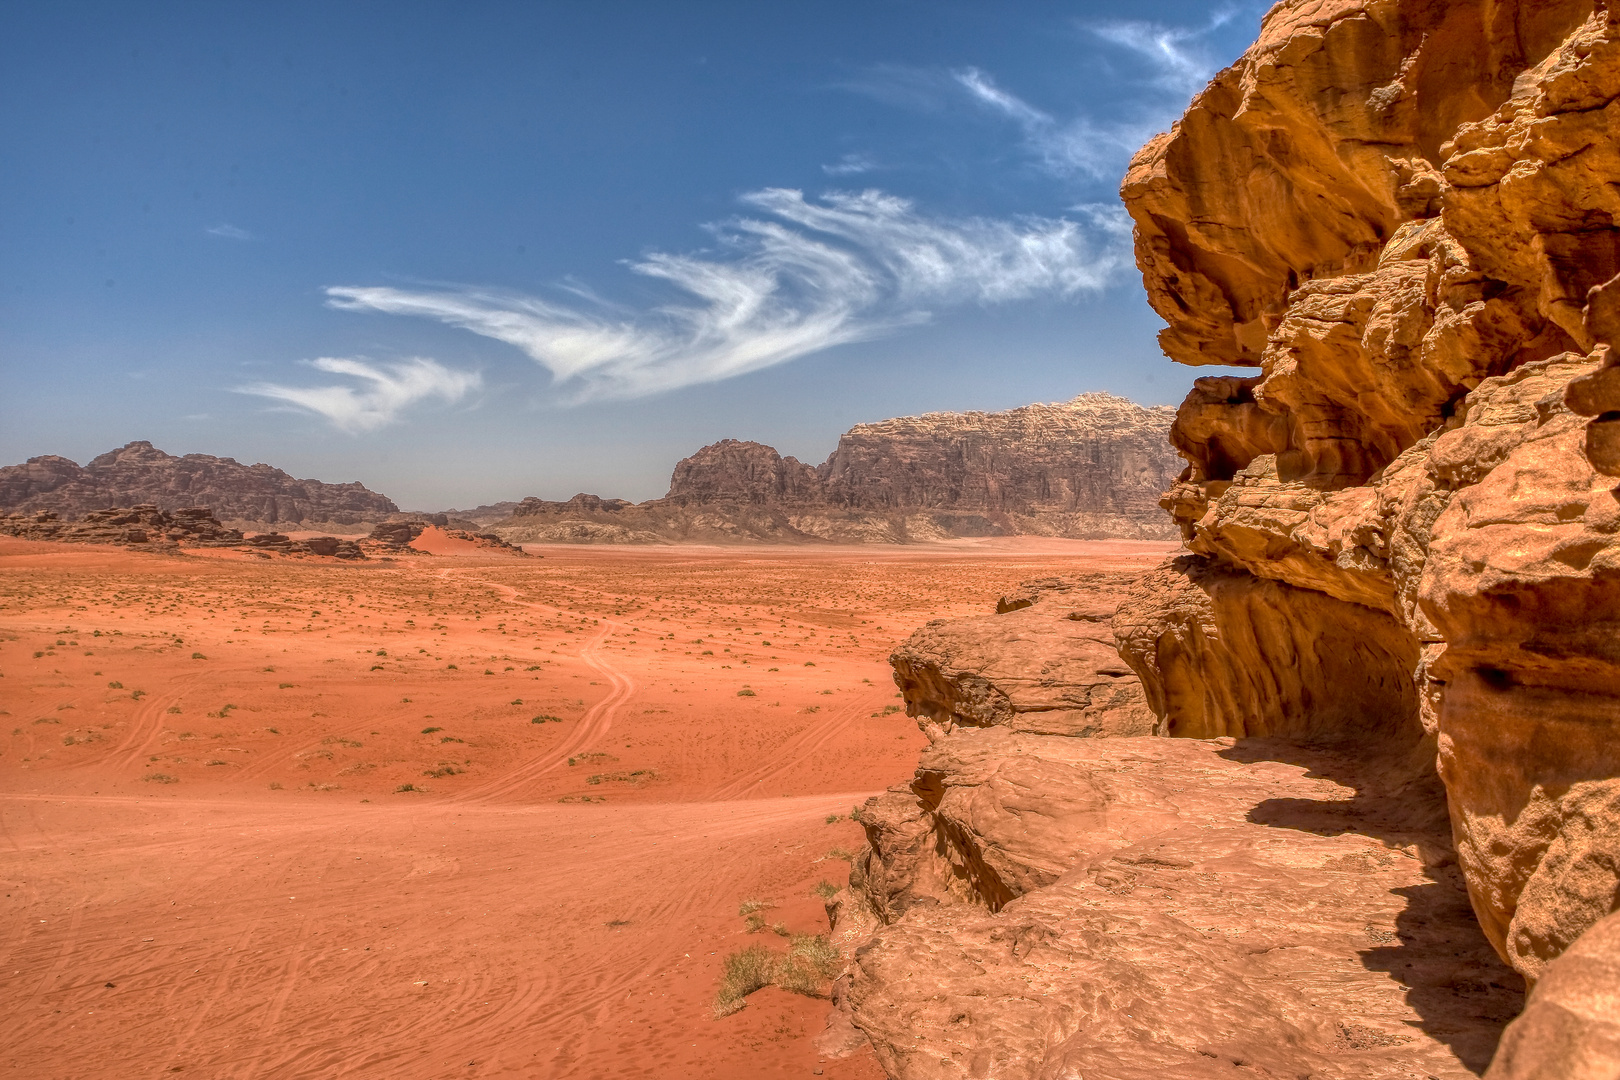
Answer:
[237,356,480,432]
[822,153,878,176]
[845,8,1257,184]
[206,223,255,241]
[953,67,1157,180]
[1088,8,1244,94]
[327,188,1127,402]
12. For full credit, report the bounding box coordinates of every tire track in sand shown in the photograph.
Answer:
[448,577,637,804]
[707,687,892,801]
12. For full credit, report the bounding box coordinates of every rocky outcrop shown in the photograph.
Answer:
[845,733,1521,1079]
[834,2,1620,1077]
[1113,0,1620,994]
[817,394,1179,529]
[0,505,365,558]
[495,394,1183,544]
[665,440,822,504]
[0,441,398,526]
[891,575,1155,740]
[1484,909,1620,1079]
[365,521,528,556]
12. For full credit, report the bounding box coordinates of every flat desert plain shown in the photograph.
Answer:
[0,535,1174,1079]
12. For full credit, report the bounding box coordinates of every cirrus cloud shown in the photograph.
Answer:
[326,187,1129,402]
[237,356,480,432]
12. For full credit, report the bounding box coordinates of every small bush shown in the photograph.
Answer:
[824,813,841,824]
[395,783,418,793]
[191,653,206,660]
[775,935,841,998]
[269,781,283,790]
[713,945,775,1017]
[738,898,773,917]
[812,880,840,900]
[107,681,123,689]
[440,735,463,743]
[736,689,756,697]
[167,706,182,715]
[421,726,442,734]
[824,846,855,861]
[743,913,765,934]
[850,804,865,822]
[531,714,562,724]
[279,683,294,689]
[143,772,179,784]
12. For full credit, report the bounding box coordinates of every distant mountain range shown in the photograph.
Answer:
[1,393,1181,541]
[0,441,397,527]
[492,393,1181,543]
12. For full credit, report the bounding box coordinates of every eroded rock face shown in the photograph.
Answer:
[1484,909,1620,1079]
[892,576,1155,741]
[1113,0,1620,992]
[0,442,398,526]
[817,393,1180,531]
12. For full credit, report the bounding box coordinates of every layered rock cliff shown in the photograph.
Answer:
[497,394,1182,543]
[0,441,398,526]
[833,2,1620,1076]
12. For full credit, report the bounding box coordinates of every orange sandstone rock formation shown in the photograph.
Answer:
[1118,0,1620,989]
[835,1,1620,1076]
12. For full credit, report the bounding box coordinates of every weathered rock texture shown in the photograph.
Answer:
[1115,0,1620,993]
[845,733,1521,1079]
[495,394,1182,544]
[0,441,398,527]
[1484,909,1620,1080]
[835,2,1620,1077]
[891,575,1156,741]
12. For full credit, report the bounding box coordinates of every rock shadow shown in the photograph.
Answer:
[1220,737,1524,1076]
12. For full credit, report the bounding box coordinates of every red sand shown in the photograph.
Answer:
[0,537,1175,1077]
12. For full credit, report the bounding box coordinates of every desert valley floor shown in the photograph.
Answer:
[0,535,1175,1078]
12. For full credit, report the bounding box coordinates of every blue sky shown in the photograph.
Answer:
[1,1,1263,508]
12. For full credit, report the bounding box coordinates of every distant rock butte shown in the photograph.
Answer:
[497,393,1182,543]
[0,441,398,526]
[828,2,1620,1078]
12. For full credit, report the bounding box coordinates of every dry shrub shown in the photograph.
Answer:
[713,945,775,1017]
[712,934,841,1017]
[774,935,840,997]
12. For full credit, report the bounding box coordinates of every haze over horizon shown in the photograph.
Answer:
[2,1,1264,507]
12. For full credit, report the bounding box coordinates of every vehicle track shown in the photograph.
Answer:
[446,576,638,804]
[707,687,891,801]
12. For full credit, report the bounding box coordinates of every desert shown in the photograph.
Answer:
[8,0,1620,1075]
[0,535,1171,1076]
